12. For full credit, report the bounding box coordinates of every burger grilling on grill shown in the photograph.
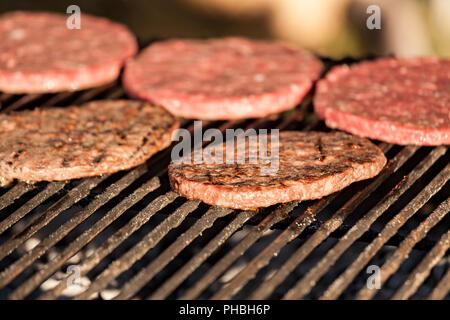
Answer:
[0,11,448,211]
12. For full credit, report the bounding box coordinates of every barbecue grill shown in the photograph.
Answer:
[0,58,448,300]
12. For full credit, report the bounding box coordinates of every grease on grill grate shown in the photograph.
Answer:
[0,73,448,300]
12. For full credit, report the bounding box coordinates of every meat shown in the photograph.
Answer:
[123,37,323,120]
[0,100,178,183]
[0,11,137,93]
[169,131,386,209]
[314,57,450,146]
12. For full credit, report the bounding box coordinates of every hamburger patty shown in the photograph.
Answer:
[0,100,178,184]
[123,37,323,120]
[0,11,137,93]
[314,57,450,146]
[169,131,386,209]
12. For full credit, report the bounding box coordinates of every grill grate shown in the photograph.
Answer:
[0,61,449,300]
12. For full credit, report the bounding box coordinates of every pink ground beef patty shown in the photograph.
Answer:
[0,11,137,93]
[123,37,323,120]
[314,57,450,146]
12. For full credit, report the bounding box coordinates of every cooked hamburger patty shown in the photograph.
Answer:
[123,37,323,120]
[314,57,450,146]
[169,131,386,209]
[0,100,178,183]
[0,11,137,93]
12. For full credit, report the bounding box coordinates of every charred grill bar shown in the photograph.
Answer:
[0,60,449,300]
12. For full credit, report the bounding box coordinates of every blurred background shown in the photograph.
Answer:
[1,0,449,59]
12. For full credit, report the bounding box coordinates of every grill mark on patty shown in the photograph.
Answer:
[61,156,75,168]
[316,137,326,161]
[141,136,149,148]
[92,154,105,165]
[13,149,24,159]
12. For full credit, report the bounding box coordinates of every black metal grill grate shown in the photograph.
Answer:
[0,62,449,300]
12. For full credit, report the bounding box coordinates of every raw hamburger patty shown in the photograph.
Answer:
[169,131,386,209]
[0,11,137,93]
[314,57,450,146]
[0,100,178,184]
[123,37,323,120]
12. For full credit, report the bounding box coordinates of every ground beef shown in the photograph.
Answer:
[123,37,323,120]
[0,100,178,184]
[169,131,386,209]
[0,11,137,93]
[314,57,450,145]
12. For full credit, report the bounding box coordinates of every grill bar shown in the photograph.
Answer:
[320,163,450,300]
[0,176,105,263]
[8,174,160,299]
[277,97,311,130]
[0,182,66,235]
[211,199,325,300]
[73,200,201,299]
[3,94,42,112]
[392,229,450,300]
[150,210,255,299]
[43,92,78,107]
[0,166,151,291]
[428,268,450,300]
[0,93,13,104]
[38,191,179,300]
[181,202,298,300]
[0,182,35,211]
[115,206,235,299]
[248,145,415,300]
[356,197,449,299]
[279,146,447,299]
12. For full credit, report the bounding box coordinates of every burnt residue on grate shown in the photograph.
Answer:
[0,64,449,301]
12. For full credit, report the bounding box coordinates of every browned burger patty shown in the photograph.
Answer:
[169,131,386,209]
[0,100,178,184]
